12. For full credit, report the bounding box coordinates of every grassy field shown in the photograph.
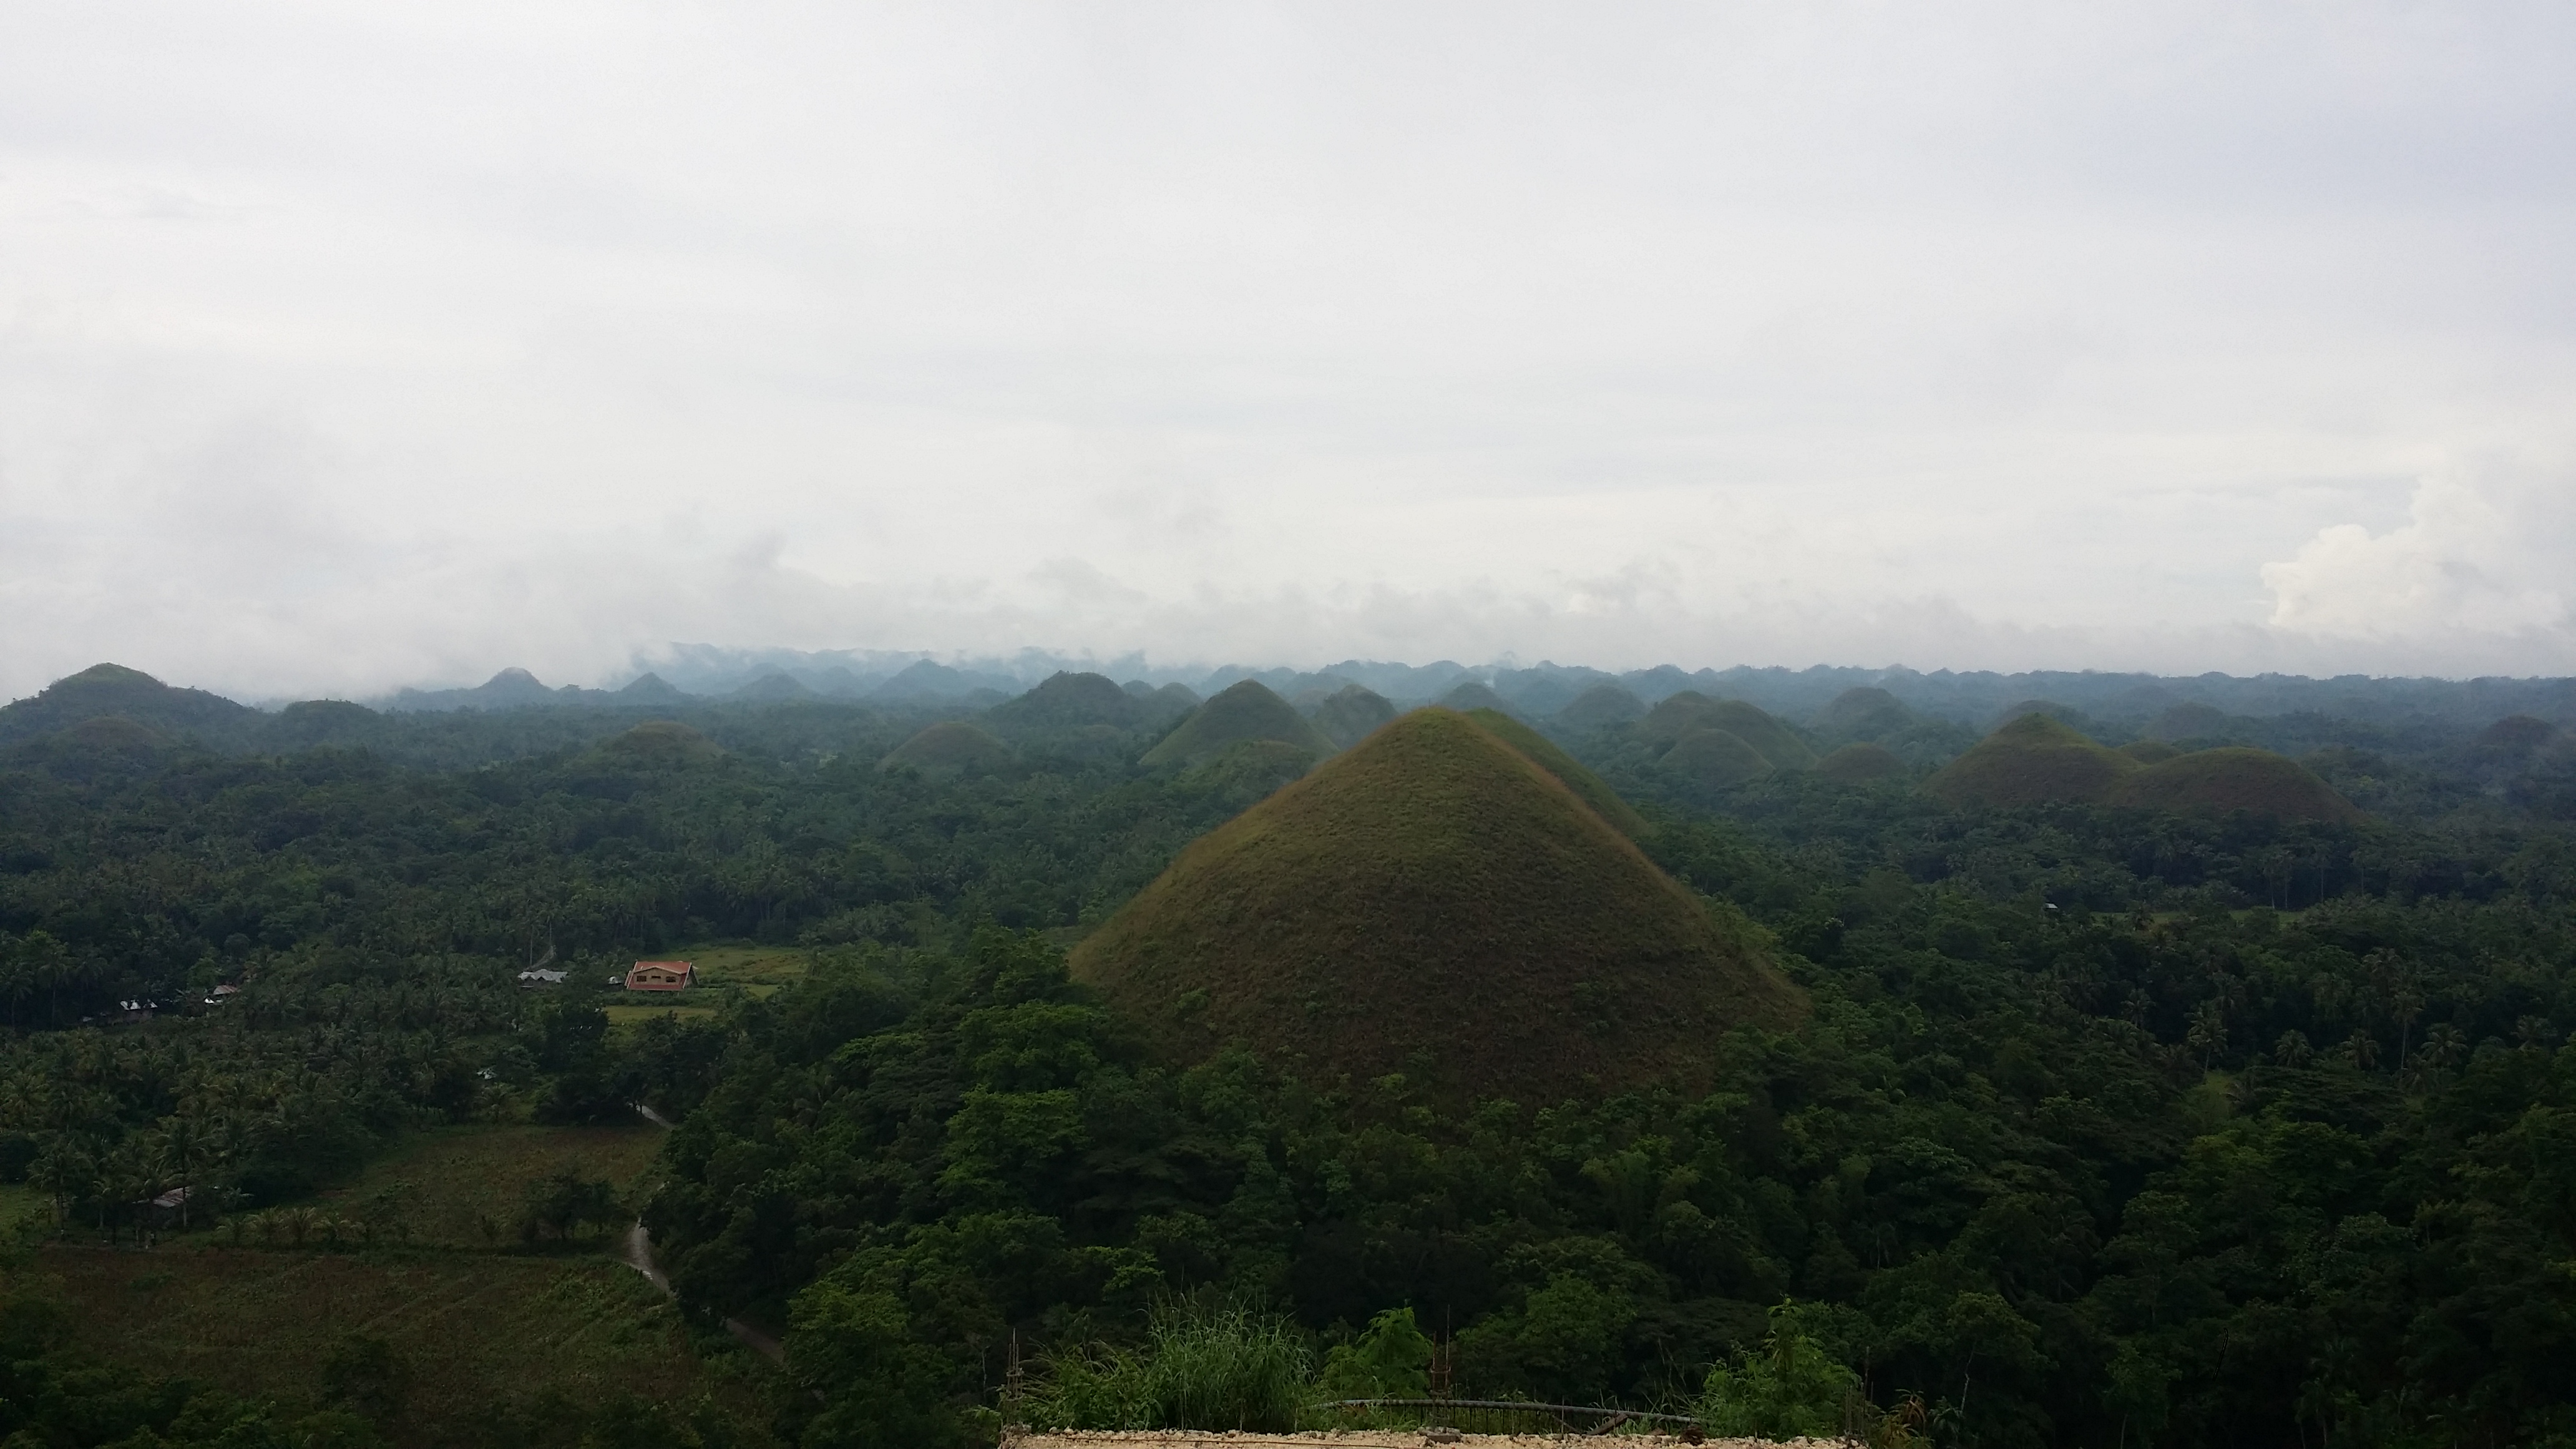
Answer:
[319,1123,668,1248]
[33,1246,744,1445]
[0,1180,47,1230]
[663,943,809,999]
[605,1002,723,1032]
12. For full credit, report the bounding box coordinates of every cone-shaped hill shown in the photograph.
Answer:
[1142,680,1335,766]
[1662,728,1773,787]
[1925,717,2361,822]
[595,720,725,766]
[1812,686,1914,740]
[1435,680,1516,715]
[880,721,1013,774]
[1923,713,2138,808]
[1310,684,1398,749]
[988,671,1150,731]
[0,663,255,747]
[2112,748,2361,823]
[2477,715,2559,752]
[1461,708,1651,838]
[1555,683,1646,731]
[1640,693,1816,769]
[1070,709,1803,1103]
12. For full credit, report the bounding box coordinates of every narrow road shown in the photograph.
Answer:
[623,1102,786,1364]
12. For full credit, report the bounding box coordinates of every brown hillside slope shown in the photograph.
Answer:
[1461,707,1653,839]
[1640,693,1817,769]
[1923,712,2139,808]
[2111,748,2363,823]
[1663,728,1773,787]
[1070,710,1802,1103]
[881,720,1013,773]
[1143,680,1336,765]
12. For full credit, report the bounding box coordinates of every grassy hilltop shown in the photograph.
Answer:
[1071,708,1802,1102]
[1926,712,2362,819]
[1142,680,1336,765]
[879,719,1013,773]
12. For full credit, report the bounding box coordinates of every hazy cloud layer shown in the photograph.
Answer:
[5,2,2575,700]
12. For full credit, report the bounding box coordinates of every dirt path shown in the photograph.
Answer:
[620,1104,786,1364]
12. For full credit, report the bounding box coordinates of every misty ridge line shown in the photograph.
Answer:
[20,648,2569,736]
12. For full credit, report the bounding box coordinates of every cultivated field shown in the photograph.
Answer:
[671,943,809,997]
[320,1123,668,1247]
[34,1246,749,1447]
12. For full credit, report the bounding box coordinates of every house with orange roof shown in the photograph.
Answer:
[625,960,696,992]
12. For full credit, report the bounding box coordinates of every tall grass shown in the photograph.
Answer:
[1023,1300,1314,1433]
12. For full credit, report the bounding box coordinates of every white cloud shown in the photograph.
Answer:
[2261,466,2574,650]
[4,1,2576,700]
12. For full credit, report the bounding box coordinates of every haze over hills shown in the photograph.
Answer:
[7,653,2575,831]
[208,645,2576,735]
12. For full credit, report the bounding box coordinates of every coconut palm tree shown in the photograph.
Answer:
[28,1136,90,1231]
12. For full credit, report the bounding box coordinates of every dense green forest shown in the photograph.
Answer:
[1,663,2573,1448]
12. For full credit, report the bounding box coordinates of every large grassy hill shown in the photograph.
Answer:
[1923,713,2139,807]
[1641,693,1817,769]
[1662,728,1774,787]
[1926,716,2360,821]
[1142,680,1335,765]
[880,720,1013,773]
[1461,707,1652,838]
[1554,682,1646,731]
[0,663,256,746]
[1070,708,1802,1103]
[1310,684,1398,749]
[1812,686,1914,739]
[1435,680,1515,716]
[988,670,1152,731]
[2112,747,2362,822]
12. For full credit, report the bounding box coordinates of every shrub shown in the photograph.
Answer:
[1027,1299,1313,1432]
[1694,1303,1858,1440]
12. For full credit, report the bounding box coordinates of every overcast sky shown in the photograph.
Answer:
[5,1,2574,700]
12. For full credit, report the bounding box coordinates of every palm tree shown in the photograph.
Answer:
[156,1116,212,1230]
[29,1136,91,1231]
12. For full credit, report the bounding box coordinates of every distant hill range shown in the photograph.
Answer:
[154,645,2560,733]
[7,651,2573,763]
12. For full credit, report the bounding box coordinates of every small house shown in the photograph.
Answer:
[142,1186,194,1229]
[517,968,568,987]
[625,960,696,992]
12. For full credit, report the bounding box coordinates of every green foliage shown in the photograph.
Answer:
[6,665,2576,1447]
[1024,1300,1313,1433]
[515,1162,623,1242]
[319,1332,411,1425]
[1318,1306,1433,1398]
[1695,1304,1859,1440]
